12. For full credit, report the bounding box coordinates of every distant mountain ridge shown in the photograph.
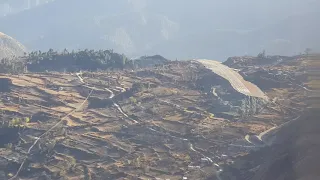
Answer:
[145,11,320,60]
[0,0,319,60]
[0,0,180,57]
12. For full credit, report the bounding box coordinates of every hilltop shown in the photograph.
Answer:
[0,49,313,179]
[0,32,26,60]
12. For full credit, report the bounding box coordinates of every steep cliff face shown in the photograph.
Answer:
[0,32,26,59]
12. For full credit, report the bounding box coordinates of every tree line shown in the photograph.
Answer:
[0,48,135,73]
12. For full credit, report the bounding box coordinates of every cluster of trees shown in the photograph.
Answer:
[0,58,26,73]
[26,48,134,72]
[258,48,313,59]
[0,48,135,73]
[257,50,266,59]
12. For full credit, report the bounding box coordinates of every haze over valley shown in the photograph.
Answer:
[0,0,319,60]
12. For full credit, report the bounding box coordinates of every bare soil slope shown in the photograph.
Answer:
[0,55,310,180]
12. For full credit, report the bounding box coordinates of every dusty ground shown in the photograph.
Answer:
[0,57,305,180]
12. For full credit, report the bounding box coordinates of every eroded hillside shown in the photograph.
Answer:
[0,54,311,180]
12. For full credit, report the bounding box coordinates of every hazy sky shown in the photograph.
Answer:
[0,0,319,60]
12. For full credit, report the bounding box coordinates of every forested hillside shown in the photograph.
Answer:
[0,49,133,73]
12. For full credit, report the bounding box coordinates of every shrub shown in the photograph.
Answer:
[129,97,137,104]
[257,50,266,59]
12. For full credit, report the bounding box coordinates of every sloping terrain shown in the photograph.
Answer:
[0,32,26,59]
[220,55,318,180]
[0,56,293,180]
[196,59,267,99]
[0,53,314,180]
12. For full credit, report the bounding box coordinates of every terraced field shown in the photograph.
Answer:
[0,60,298,180]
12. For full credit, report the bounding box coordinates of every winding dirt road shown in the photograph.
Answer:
[245,115,302,146]
[76,72,137,123]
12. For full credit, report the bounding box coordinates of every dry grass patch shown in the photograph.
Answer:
[51,106,74,113]
[10,78,36,87]
[93,125,121,133]
[0,105,19,112]
[84,132,113,141]
[164,114,184,121]
[20,75,44,85]
[152,87,180,96]
[64,117,84,127]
